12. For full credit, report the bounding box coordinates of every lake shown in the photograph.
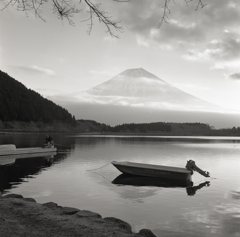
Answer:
[1,133,240,237]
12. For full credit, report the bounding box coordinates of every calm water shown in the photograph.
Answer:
[1,133,240,237]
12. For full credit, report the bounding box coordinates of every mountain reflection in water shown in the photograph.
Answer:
[112,174,210,196]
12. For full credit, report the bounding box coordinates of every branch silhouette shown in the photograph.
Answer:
[160,0,206,26]
[1,0,206,36]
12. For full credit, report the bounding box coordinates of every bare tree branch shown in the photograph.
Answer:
[84,0,122,37]
[160,0,206,25]
[159,0,171,26]
[1,0,125,36]
[1,0,206,36]
[1,0,16,11]
[195,0,206,10]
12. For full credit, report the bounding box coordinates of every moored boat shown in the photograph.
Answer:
[0,144,57,156]
[112,160,210,181]
[0,152,57,166]
[0,144,57,166]
[112,161,192,181]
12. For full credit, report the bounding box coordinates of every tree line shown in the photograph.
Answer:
[76,121,240,136]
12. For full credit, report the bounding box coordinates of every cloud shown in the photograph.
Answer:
[207,33,240,61]
[89,68,121,77]
[136,35,149,47]
[212,59,240,72]
[113,0,240,72]
[103,35,118,42]
[229,73,240,80]
[12,65,56,76]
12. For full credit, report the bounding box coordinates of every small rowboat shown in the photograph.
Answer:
[112,161,192,181]
[0,144,57,156]
[0,144,57,166]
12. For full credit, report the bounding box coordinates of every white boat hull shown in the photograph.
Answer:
[112,161,191,181]
[0,145,57,165]
[0,152,57,166]
[0,147,57,156]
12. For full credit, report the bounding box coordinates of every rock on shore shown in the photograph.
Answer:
[0,194,157,237]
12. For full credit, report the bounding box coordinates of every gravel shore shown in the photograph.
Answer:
[0,194,157,237]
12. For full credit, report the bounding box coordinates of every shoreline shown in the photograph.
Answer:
[0,193,156,237]
[1,130,240,137]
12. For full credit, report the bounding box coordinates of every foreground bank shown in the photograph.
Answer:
[0,194,156,237]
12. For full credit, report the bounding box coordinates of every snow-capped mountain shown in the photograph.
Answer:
[52,68,240,128]
[81,68,216,112]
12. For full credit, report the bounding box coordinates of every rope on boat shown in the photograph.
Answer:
[86,163,113,184]
[86,162,110,171]
[91,171,113,184]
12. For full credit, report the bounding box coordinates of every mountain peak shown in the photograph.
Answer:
[120,68,158,79]
[78,67,220,120]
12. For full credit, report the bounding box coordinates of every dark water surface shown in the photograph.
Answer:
[1,133,240,237]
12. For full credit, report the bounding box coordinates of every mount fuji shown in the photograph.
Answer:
[53,68,240,128]
[85,68,216,111]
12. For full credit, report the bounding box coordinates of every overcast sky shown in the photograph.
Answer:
[1,0,240,111]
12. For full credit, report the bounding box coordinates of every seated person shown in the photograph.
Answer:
[45,136,54,148]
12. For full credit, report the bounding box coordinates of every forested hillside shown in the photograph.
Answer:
[0,70,75,123]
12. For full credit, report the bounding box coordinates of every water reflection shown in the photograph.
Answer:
[0,153,67,194]
[186,181,210,196]
[231,190,240,200]
[74,135,240,144]
[1,134,240,237]
[112,174,210,196]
